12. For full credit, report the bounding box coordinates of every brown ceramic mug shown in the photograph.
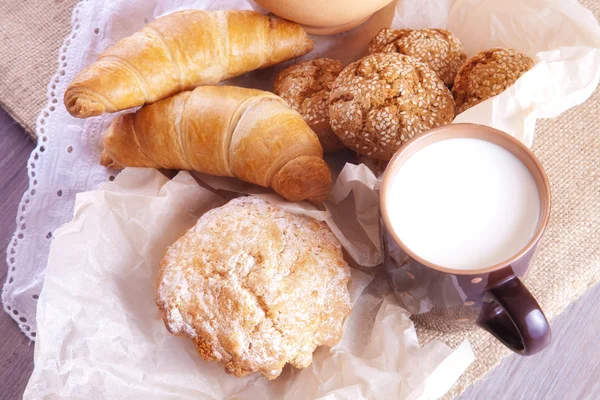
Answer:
[380,123,551,355]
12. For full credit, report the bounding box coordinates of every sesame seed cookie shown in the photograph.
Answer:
[329,53,455,161]
[452,47,534,114]
[367,28,467,87]
[274,58,346,153]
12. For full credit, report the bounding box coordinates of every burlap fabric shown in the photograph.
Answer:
[0,1,599,398]
[0,0,79,138]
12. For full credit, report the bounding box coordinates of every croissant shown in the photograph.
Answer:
[64,10,314,118]
[100,86,332,203]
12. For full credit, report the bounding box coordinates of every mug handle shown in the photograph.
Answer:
[476,275,551,355]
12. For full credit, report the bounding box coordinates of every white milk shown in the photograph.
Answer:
[386,138,540,271]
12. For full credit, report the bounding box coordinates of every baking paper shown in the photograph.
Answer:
[24,169,474,399]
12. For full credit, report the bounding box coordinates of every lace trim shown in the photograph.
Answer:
[2,0,95,341]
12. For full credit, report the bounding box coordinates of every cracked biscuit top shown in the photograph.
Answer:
[452,47,534,114]
[329,52,455,161]
[156,196,352,380]
[367,28,467,87]
[274,58,346,153]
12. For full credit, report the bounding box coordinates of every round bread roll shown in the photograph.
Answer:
[452,47,534,114]
[274,58,346,153]
[157,196,352,380]
[329,53,455,161]
[367,28,467,87]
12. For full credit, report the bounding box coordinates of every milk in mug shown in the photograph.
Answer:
[386,138,540,271]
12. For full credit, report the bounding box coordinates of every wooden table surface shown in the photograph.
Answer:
[0,106,598,400]
[0,108,36,399]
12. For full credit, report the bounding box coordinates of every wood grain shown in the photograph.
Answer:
[458,284,600,400]
[0,107,35,400]
[0,107,598,399]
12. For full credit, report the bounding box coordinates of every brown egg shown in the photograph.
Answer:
[254,0,394,35]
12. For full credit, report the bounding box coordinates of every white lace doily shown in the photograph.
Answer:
[2,0,114,340]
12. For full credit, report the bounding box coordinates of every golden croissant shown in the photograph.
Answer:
[64,10,314,118]
[100,86,332,203]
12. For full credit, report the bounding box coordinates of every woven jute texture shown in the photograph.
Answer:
[1,1,599,398]
[0,0,79,138]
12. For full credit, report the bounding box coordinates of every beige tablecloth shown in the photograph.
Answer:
[1,1,599,399]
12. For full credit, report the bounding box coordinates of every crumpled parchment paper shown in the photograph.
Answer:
[24,169,473,399]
